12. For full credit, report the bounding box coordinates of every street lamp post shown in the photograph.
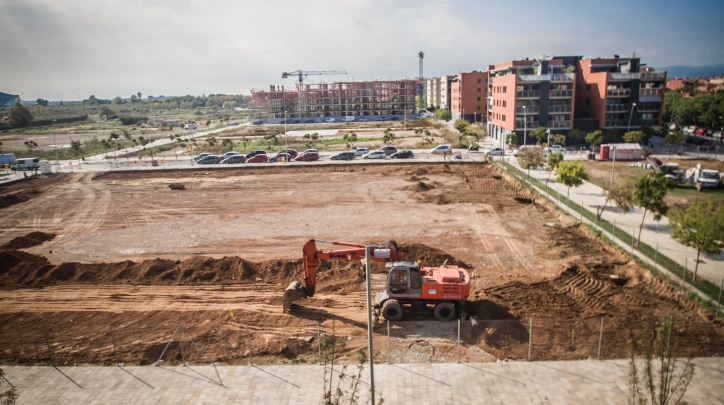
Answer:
[52,119,58,172]
[627,103,637,134]
[523,106,527,147]
[546,129,550,148]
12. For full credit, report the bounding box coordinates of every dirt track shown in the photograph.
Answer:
[1,162,722,365]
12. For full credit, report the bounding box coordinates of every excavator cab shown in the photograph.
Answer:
[387,264,422,296]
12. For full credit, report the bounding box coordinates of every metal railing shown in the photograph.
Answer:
[549,90,573,98]
[548,105,572,114]
[517,90,541,98]
[606,88,631,97]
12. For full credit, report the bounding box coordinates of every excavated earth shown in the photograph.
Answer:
[0,162,722,365]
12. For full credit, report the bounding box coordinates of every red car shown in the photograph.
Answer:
[295,152,319,162]
[246,154,268,163]
[694,128,707,136]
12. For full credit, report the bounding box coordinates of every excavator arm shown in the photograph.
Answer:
[283,239,402,313]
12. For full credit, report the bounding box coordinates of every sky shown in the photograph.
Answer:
[2,0,723,101]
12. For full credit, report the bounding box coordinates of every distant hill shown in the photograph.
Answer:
[656,64,724,78]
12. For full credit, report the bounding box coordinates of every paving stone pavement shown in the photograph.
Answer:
[3,358,723,404]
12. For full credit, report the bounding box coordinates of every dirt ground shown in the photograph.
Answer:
[0,162,722,365]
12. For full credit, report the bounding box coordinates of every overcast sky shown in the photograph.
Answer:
[2,0,723,101]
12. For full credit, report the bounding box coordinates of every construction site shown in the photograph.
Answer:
[1,161,722,367]
[251,74,419,120]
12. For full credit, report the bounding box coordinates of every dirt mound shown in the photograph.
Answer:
[403,181,433,192]
[0,190,38,209]
[1,231,56,250]
[399,243,470,268]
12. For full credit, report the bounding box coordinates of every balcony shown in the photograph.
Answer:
[639,88,663,97]
[516,120,540,129]
[604,119,628,127]
[640,72,666,81]
[606,104,632,112]
[607,88,630,97]
[516,106,540,114]
[550,73,574,82]
[549,105,572,114]
[639,119,660,126]
[549,90,573,98]
[517,90,540,98]
[547,121,571,129]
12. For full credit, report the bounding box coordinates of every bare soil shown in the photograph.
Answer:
[0,162,722,365]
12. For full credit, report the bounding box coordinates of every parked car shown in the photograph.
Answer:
[325,118,336,123]
[695,128,707,136]
[295,151,319,162]
[220,155,246,164]
[330,151,356,160]
[220,151,241,159]
[362,150,386,159]
[430,144,452,154]
[353,148,370,156]
[252,121,263,125]
[468,144,479,152]
[247,154,269,163]
[268,152,293,163]
[196,155,221,164]
[683,126,696,135]
[302,149,319,155]
[245,150,266,160]
[484,147,506,156]
[183,124,197,130]
[10,157,40,171]
[193,153,211,161]
[380,146,398,156]
[280,149,299,158]
[229,121,240,126]
[390,150,414,159]
[546,145,566,153]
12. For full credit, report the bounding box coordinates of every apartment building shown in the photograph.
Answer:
[487,55,666,147]
[425,77,442,109]
[439,75,456,110]
[251,80,418,119]
[450,71,489,123]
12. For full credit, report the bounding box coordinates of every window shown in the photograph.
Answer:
[477,78,482,83]
[477,105,481,110]
[503,86,507,93]
[586,84,592,91]
[503,100,507,107]
[502,115,506,122]
[477,97,481,101]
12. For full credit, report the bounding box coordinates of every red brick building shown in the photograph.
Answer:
[449,71,489,124]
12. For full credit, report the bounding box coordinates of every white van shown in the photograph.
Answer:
[430,144,452,154]
[11,157,40,171]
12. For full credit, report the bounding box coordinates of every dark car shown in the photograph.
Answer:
[295,152,319,162]
[220,155,246,164]
[252,121,263,125]
[390,150,414,159]
[244,150,266,160]
[196,155,221,164]
[380,146,398,156]
[280,149,299,158]
[330,151,356,160]
[269,152,293,162]
[193,152,212,161]
[247,154,269,163]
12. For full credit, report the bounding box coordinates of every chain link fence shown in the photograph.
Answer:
[2,316,722,368]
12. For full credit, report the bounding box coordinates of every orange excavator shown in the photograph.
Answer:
[283,239,471,322]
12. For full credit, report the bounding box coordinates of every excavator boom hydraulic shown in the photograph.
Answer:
[282,239,401,313]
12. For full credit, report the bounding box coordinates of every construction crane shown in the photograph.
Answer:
[281,70,346,119]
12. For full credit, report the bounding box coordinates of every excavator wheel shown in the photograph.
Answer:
[381,299,404,322]
[433,301,456,321]
[283,281,308,313]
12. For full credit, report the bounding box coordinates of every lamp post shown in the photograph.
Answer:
[523,106,527,147]
[52,119,58,172]
[546,129,550,148]
[627,102,637,134]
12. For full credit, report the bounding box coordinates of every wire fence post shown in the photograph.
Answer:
[457,318,461,364]
[612,220,616,245]
[654,243,659,273]
[630,229,635,255]
[42,324,54,366]
[718,278,723,316]
[682,259,687,294]
[387,320,391,365]
[109,323,118,365]
[177,324,186,366]
[527,318,533,361]
[594,212,599,232]
[597,316,604,360]
[246,324,253,366]
[317,322,322,365]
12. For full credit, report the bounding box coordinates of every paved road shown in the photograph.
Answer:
[3,358,722,404]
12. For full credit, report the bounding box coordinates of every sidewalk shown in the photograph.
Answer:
[3,358,722,404]
[501,152,723,292]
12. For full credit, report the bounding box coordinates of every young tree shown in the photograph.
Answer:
[624,130,647,145]
[435,109,452,121]
[555,160,589,203]
[454,119,470,134]
[506,133,518,149]
[343,131,357,149]
[628,315,695,405]
[221,138,235,151]
[596,180,634,221]
[632,173,673,245]
[382,128,396,145]
[549,133,566,147]
[586,130,604,149]
[70,139,83,159]
[545,152,564,186]
[664,131,682,145]
[669,200,724,281]
[517,146,546,178]
[568,128,585,145]
[530,127,548,144]
[24,140,38,152]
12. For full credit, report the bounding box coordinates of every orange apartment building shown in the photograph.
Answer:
[487,55,666,148]
[449,71,489,124]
